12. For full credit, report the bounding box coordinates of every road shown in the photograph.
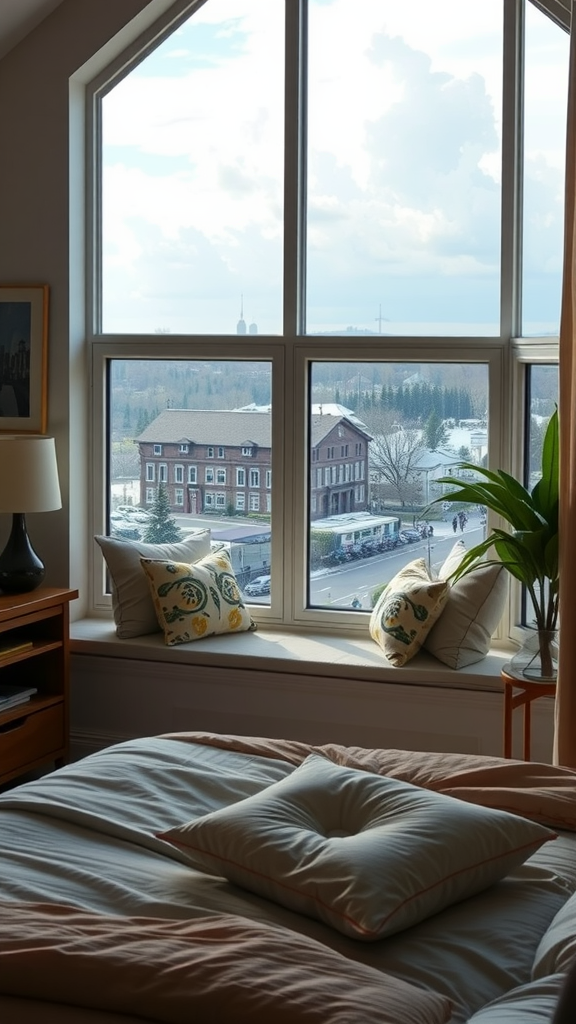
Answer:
[171,512,486,609]
[309,524,485,610]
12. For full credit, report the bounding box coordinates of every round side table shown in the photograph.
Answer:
[501,663,557,760]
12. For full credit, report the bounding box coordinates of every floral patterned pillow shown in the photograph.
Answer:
[140,549,256,645]
[369,559,448,666]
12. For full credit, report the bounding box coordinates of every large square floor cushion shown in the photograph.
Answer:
[423,541,508,668]
[159,753,555,942]
[95,531,211,638]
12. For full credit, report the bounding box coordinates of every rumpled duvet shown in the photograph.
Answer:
[1,731,576,1024]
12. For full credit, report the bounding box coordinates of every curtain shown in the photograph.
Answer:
[554,1,576,768]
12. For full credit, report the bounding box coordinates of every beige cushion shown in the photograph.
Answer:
[141,548,256,645]
[159,753,555,942]
[423,541,508,669]
[95,531,211,638]
[369,558,448,666]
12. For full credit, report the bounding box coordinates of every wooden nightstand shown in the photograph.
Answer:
[0,587,78,786]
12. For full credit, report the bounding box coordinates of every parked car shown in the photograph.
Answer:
[111,526,142,540]
[399,529,421,544]
[244,574,271,596]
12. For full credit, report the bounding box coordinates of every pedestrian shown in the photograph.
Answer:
[452,515,458,533]
[351,596,362,609]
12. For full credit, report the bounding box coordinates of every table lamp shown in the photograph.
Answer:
[0,435,62,593]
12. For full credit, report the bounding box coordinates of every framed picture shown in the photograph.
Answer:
[0,285,49,433]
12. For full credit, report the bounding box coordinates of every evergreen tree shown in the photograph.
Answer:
[423,409,449,451]
[142,484,182,543]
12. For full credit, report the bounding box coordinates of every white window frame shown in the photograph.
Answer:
[87,1,562,643]
[235,492,246,511]
[205,466,214,484]
[145,463,155,482]
[153,444,162,456]
[188,466,197,484]
[218,446,225,458]
[175,488,184,506]
[249,468,260,488]
[249,492,260,512]
[215,492,226,508]
[216,468,226,485]
[179,443,189,453]
[236,467,246,486]
[175,464,184,483]
[145,486,155,504]
[158,463,168,483]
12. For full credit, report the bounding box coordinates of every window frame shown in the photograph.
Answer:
[86,0,561,644]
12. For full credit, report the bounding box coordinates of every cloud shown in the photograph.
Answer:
[100,0,567,335]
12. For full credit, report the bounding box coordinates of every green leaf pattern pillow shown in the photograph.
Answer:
[141,549,256,646]
[370,559,448,666]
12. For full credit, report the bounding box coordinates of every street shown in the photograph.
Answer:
[308,521,485,610]
[171,511,486,609]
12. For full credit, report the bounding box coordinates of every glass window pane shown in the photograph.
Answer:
[108,360,272,603]
[522,4,568,337]
[306,0,502,337]
[526,363,558,487]
[101,0,284,334]
[308,362,488,610]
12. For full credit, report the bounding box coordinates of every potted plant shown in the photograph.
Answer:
[428,409,559,679]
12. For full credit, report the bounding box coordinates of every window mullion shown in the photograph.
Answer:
[283,0,307,336]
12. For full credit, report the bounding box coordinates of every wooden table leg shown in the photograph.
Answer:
[504,682,513,758]
[523,700,531,761]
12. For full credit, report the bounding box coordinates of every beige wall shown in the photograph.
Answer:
[0,0,185,614]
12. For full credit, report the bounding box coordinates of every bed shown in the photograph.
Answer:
[1,732,576,1023]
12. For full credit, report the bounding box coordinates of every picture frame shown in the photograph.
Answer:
[0,284,49,433]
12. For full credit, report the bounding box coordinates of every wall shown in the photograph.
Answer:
[0,0,188,613]
[70,653,556,763]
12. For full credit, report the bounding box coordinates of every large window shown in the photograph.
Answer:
[91,0,564,636]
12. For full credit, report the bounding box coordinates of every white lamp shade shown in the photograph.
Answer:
[0,435,62,513]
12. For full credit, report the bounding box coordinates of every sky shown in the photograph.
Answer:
[100,0,569,337]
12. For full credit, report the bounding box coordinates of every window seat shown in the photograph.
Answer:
[70,618,512,693]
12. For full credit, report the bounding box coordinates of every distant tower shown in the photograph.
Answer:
[375,304,384,334]
[237,295,247,335]
[249,320,258,335]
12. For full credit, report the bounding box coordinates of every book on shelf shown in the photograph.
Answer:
[0,640,33,659]
[0,683,38,711]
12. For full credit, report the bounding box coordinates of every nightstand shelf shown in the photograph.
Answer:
[0,588,78,786]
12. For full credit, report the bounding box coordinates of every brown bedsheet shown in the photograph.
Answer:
[0,902,451,1024]
[161,731,576,830]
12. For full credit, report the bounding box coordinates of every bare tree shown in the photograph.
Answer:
[364,409,426,508]
[110,439,139,482]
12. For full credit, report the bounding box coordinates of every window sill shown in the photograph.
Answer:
[70,618,512,692]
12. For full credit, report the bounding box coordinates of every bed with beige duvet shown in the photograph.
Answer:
[1,731,576,1023]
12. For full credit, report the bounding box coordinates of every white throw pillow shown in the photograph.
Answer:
[533,891,576,978]
[423,541,508,669]
[370,559,448,666]
[465,975,566,1022]
[95,531,211,638]
[159,753,555,942]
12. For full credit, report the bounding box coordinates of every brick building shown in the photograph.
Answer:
[136,408,371,520]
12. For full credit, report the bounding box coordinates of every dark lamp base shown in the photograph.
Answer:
[0,513,45,594]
